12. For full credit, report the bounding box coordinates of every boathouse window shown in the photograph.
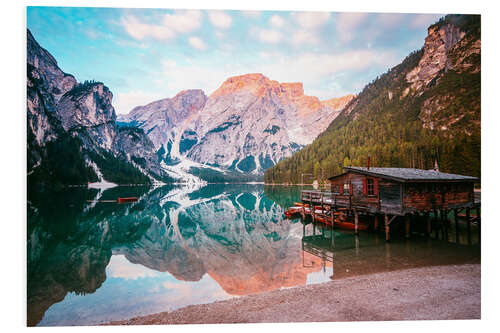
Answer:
[367,178,374,196]
[343,183,350,195]
[363,177,378,196]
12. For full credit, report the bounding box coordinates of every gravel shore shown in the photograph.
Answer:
[107,264,480,325]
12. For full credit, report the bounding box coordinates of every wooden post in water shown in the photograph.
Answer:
[354,209,359,235]
[385,214,390,242]
[454,209,459,244]
[466,207,471,245]
[442,209,448,242]
[433,209,439,239]
[355,234,359,255]
[477,206,481,243]
[373,214,379,232]
[404,215,411,239]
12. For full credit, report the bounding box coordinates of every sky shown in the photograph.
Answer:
[27,7,444,114]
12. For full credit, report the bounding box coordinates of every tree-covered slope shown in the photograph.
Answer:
[265,14,480,184]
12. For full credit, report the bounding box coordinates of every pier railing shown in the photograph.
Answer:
[301,190,352,209]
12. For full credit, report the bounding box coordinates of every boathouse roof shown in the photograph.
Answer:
[329,167,479,182]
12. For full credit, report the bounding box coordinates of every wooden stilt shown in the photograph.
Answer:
[373,215,379,232]
[442,209,448,242]
[466,207,471,245]
[426,212,431,236]
[331,219,335,247]
[477,206,481,243]
[385,214,390,242]
[355,234,359,255]
[354,209,359,235]
[454,209,459,244]
[405,215,411,239]
[433,209,438,239]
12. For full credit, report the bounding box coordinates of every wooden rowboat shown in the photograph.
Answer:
[117,197,138,204]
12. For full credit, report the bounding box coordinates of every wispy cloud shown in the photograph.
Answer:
[163,10,203,33]
[409,14,443,30]
[241,10,261,19]
[335,12,369,43]
[114,90,165,114]
[269,15,286,28]
[121,15,176,41]
[292,29,320,45]
[253,28,283,44]
[291,11,331,29]
[188,36,207,50]
[208,11,233,29]
[121,10,202,41]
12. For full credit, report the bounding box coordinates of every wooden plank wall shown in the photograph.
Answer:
[403,182,475,211]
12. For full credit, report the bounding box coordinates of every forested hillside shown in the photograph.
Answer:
[265,14,480,184]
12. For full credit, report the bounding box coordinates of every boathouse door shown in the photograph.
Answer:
[379,181,402,214]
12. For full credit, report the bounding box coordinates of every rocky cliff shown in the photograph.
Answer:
[27,29,170,187]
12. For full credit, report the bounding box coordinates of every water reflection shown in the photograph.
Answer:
[27,184,324,326]
[27,184,480,326]
[300,221,480,281]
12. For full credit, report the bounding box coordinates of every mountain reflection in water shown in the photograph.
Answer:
[27,184,480,326]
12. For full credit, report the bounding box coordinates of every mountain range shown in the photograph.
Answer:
[27,14,480,187]
[27,27,353,186]
[117,74,353,182]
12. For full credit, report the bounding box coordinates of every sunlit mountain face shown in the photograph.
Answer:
[27,184,480,326]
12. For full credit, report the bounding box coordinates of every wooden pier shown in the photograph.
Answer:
[296,166,480,242]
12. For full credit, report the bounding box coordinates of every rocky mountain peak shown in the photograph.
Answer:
[209,73,269,98]
[27,29,77,101]
[406,20,467,92]
[56,81,116,132]
[321,94,356,110]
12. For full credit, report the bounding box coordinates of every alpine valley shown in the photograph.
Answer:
[27,28,353,187]
[27,14,480,188]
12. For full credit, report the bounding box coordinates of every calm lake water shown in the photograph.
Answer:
[27,184,480,326]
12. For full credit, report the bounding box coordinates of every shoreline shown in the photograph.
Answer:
[106,263,480,325]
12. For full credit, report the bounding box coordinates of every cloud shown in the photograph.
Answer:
[188,36,207,50]
[208,11,233,29]
[376,13,406,29]
[269,15,285,28]
[163,10,202,33]
[121,10,202,41]
[106,255,161,279]
[335,12,369,43]
[291,12,331,29]
[256,29,283,44]
[409,14,443,30]
[121,15,176,41]
[114,90,165,114]
[241,10,261,19]
[292,29,320,45]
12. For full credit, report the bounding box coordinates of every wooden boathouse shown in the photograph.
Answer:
[299,166,480,242]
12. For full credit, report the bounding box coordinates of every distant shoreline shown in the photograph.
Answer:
[106,264,480,325]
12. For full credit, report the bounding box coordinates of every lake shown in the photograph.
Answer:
[27,184,480,326]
